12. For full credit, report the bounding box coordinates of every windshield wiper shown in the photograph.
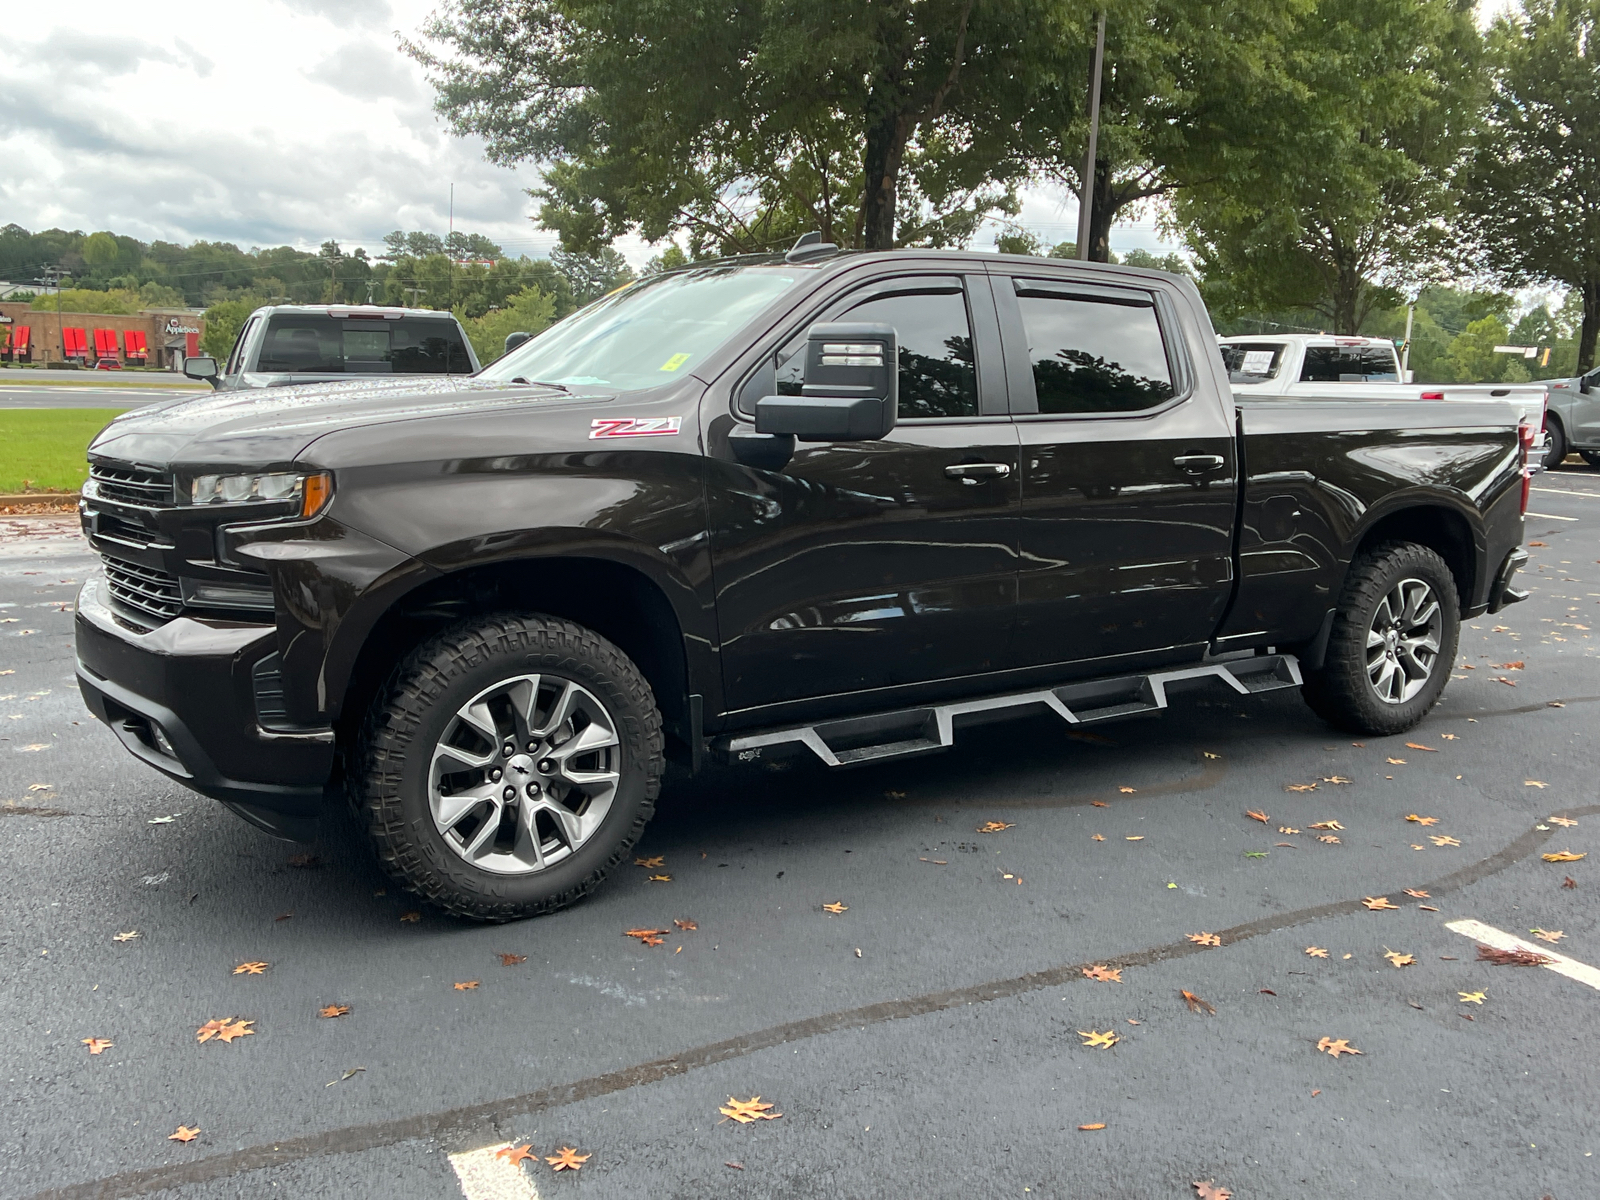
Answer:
[509,376,570,393]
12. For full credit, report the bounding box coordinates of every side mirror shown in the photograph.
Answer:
[504,331,532,355]
[754,322,897,442]
[1581,371,1595,394]
[183,355,219,385]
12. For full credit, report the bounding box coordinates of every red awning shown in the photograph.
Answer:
[94,328,119,357]
[63,327,88,356]
[13,325,30,351]
[123,329,148,357]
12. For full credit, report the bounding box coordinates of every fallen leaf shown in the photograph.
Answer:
[319,1005,350,1018]
[1352,741,1366,747]
[1322,775,1352,785]
[1405,814,1440,826]
[1493,662,1525,670]
[648,874,672,882]
[821,901,848,914]
[83,1037,112,1055]
[167,1126,200,1143]
[1304,946,1329,958]
[1090,800,1109,807]
[1405,742,1439,752]
[634,856,665,868]
[1528,540,1547,547]
[1082,964,1122,983]
[326,1067,365,1086]
[1441,733,1459,739]
[1419,905,1440,911]
[1079,1122,1107,1131]
[977,821,1015,833]
[1279,826,1300,834]
[1386,757,1408,765]
[1260,988,1277,995]
[1285,783,1318,793]
[399,912,421,922]
[499,952,527,966]
[496,1144,538,1167]
[545,1146,592,1171]
[1244,849,1269,857]
[1362,896,1399,911]
[1125,835,1145,841]
[1477,945,1552,966]
[112,930,140,943]
[624,927,669,946]
[1245,810,1270,823]
[884,790,906,800]
[1430,835,1462,847]
[1316,1036,1362,1058]
[1192,1182,1232,1200]
[1203,751,1221,759]
[1383,950,1416,968]
[1563,876,1578,889]
[1531,928,1566,943]
[1187,932,1222,947]
[1316,835,1341,844]
[1090,834,1105,841]
[214,1019,254,1044]
[1181,989,1216,1015]
[1525,780,1549,789]
[195,1019,228,1043]
[1548,816,1578,828]
[674,918,698,931]
[719,1096,782,1123]
[233,962,268,975]
[1119,786,1136,794]
[1078,1029,1119,1048]
[725,1161,744,1170]
[1543,850,1586,862]
[1309,820,1344,831]
[1403,889,1431,898]
[453,981,480,991]
[1458,991,1486,1005]
[274,912,294,922]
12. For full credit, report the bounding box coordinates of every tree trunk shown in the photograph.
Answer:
[1581,274,1599,373]
[862,110,908,250]
[1087,159,1115,262]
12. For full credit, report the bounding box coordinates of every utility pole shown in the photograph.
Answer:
[37,266,65,366]
[1075,11,1107,262]
[448,183,455,310]
[1400,303,1416,379]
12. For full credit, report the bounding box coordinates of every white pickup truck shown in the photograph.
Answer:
[1220,333,1554,466]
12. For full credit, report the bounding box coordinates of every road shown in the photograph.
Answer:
[2,469,1597,1199]
[0,374,204,409]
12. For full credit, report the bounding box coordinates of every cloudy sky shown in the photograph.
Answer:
[0,0,1514,267]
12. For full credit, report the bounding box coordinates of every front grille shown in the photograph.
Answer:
[101,552,183,627]
[90,461,174,508]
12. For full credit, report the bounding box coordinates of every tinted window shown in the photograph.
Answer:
[256,316,472,375]
[1299,346,1398,383]
[1017,295,1174,414]
[834,290,977,419]
[1220,342,1285,383]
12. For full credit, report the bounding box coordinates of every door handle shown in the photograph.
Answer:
[1173,454,1226,472]
[944,462,1013,485]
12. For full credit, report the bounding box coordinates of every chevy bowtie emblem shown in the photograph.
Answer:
[589,417,682,439]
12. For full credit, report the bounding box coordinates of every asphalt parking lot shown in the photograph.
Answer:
[2,471,1597,1200]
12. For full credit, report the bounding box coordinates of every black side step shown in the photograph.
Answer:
[723,654,1302,768]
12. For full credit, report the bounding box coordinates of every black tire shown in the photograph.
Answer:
[1543,416,1568,470]
[1301,541,1460,736]
[1580,449,1600,470]
[357,614,663,921]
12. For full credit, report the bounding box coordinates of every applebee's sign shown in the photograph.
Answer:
[163,318,201,335]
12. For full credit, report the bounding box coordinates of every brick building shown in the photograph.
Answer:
[0,303,206,369]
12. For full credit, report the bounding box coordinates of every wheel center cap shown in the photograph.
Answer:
[506,754,535,777]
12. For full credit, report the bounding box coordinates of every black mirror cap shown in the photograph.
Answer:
[803,320,896,402]
[504,331,532,354]
[183,355,218,380]
[1582,371,1596,394]
[755,393,895,442]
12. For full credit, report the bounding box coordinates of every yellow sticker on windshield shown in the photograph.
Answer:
[659,352,691,372]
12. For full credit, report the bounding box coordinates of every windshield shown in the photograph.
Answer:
[1300,345,1399,383]
[479,265,801,391]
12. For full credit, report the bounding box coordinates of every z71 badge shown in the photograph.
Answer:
[589,416,683,439]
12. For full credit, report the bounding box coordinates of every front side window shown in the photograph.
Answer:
[1299,346,1398,383]
[256,316,472,375]
[1017,294,1174,414]
[225,317,258,375]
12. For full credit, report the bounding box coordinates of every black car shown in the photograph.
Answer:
[77,242,1533,921]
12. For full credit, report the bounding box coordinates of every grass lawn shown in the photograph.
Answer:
[0,409,127,493]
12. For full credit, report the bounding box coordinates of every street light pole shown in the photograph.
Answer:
[1076,11,1107,262]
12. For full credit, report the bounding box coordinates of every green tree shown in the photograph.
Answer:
[1445,315,1512,382]
[454,286,558,364]
[407,0,1094,252]
[31,288,141,314]
[1176,0,1485,333]
[550,247,634,306]
[1461,0,1600,370]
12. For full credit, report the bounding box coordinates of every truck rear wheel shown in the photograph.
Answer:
[1301,541,1460,736]
[357,614,663,921]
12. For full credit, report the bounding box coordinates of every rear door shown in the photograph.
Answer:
[992,271,1238,672]
[706,272,1020,714]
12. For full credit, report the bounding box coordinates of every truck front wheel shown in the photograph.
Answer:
[357,614,663,921]
[1301,541,1460,736]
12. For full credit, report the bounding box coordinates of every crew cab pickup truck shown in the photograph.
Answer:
[75,246,1535,920]
[183,304,478,391]
[1542,365,1600,468]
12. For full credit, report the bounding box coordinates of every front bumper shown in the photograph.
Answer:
[75,577,335,841]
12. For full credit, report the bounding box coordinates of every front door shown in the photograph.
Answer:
[707,274,1020,715]
[992,271,1239,673]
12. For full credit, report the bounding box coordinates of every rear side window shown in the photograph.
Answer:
[1220,342,1285,383]
[257,316,472,374]
[1299,346,1397,382]
[1016,294,1174,414]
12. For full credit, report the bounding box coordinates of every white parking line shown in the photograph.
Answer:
[448,1143,542,1200]
[1444,918,1600,992]
[1532,487,1600,500]
[1525,511,1580,521]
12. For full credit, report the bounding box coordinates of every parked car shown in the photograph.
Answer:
[183,305,478,391]
[1540,365,1600,468]
[78,245,1534,920]
[1219,333,1553,466]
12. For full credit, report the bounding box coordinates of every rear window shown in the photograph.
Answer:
[257,315,473,375]
[1299,345,1398,383]
[1220,342,1286,383]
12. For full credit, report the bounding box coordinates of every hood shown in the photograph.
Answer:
[88,375,609,468]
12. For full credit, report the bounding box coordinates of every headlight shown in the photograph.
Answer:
[190,471,333,518]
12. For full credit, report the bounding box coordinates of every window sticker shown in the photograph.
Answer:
[1241,350,1276,375]
[589,416,683,439]
[659,352,691,372]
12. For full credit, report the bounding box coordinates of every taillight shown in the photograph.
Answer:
[1518,420,1536,513]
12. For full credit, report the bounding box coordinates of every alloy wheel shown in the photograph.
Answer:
[428,673,621,874]
[1364,577,1443,704]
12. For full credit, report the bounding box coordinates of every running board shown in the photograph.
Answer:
[723,654,1302,768]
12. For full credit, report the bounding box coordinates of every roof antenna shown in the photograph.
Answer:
[786,231,838,263]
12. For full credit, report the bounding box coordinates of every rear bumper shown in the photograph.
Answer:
[1488,547,1529,614]
[75,577,334,841]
